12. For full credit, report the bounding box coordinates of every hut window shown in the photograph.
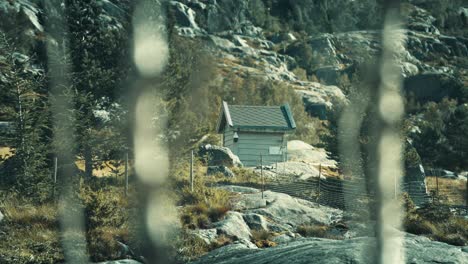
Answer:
[269,146,282,155]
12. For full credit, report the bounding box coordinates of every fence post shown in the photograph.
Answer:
[260,154,264,199]
[54,156,58,184]
[190,150,194,192]
[317,164,322,203]
[436,172,439,200]
[317,177,321,202]
[53,156,58,198]
[465,176,467,208]
[318,163,322,179]
[124,152,129,196]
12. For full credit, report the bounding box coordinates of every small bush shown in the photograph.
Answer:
[297,224,329,238]
[87,226,129,261]
[180,204,230,229]
[402,193,468,246]
[212,234,232,248]
[207,206,230,222]
[433,233,466,246]
[172,231,212,263]
[292,67,308,81]
[251,230,277,248]
[416,203,453,223]
[404,218,437,235]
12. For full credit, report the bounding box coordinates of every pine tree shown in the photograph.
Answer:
[62,0,132,177]
[0,32,52,201]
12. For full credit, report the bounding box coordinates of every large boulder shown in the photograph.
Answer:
[246,190,342,229]
[223,186,341,232]
[170,1,199,29]
[191,233,468,264]
[256,161,321,180]
[214,211,251,241]
[403,72,463,103]
[215,185,342,234]
[242,213,268,231]
[295,82,346,111]
[287,140,337,168]
[200,144,243,167]
[190,228,218,245]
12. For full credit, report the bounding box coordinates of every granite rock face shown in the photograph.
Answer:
[168,0,467,119]
[191,234,468,264]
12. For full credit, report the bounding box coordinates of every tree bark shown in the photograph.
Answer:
[84,145,93,178]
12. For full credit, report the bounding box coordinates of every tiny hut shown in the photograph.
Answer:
[216,101,296,167]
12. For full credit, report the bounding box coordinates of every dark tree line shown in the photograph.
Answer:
[0,0,135,201]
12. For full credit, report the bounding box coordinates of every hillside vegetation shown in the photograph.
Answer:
[0,0,467,263]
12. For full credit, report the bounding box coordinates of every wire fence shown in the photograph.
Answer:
[200,154,467,216]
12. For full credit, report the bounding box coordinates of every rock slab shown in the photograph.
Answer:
[191,234,468,264]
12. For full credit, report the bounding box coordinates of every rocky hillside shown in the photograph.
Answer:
[191,233,468,264]
[167,0,468,172]
[168,0,466,107]
[1,0,466,170]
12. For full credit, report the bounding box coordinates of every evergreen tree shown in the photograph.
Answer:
[0,32,52,201]
[63,0,132,177]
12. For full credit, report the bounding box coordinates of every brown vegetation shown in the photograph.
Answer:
[401,193,468,246]
[425,176,467,205]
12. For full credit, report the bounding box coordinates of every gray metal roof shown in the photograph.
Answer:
[217,101,296,133]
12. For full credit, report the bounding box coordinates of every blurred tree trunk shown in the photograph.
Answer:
[84,145,93,178]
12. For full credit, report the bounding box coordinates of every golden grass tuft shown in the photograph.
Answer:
[297,224,330,238]
[0,193,63,263]
[0,146,13,164]
[75,159,132,177]
[425,176,466,205]
[251,230,277,248]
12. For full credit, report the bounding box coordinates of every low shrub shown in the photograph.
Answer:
[79,185,128,229]
[212,234,232,248]
[433,233,466,246]
[87,226,130,261]
[207,205,230,222]
[251,230,277,248]
[297,224,330,238]
[402,193,468,246]
[404,217,437,235]
[172,230,224,263]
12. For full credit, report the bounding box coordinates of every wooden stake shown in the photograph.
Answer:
[53,156,58,199]
[261,154,264,199]
[125,152,129,196]
[53,156,58,184]
[190,150,194,192]
[317,163,322,202]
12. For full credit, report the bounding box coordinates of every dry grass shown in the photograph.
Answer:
[0,194,63,263]
[0,146,13,163]
[402,193,468,246]
[0,179,135,263]
[87,226,130,261]
[425,176,467,205]
[251,230,277,248]
[318,165,341,179]
[297,224,330,238]
[75,159,131,177]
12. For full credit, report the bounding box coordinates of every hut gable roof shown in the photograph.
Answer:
[216,101,296,133]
